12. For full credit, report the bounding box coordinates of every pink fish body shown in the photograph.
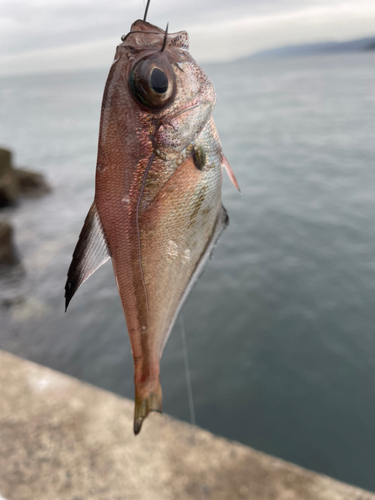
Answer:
[65,19,238,434]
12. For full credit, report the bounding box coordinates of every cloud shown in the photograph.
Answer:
[0,0,374,76]
[0,37,118,76]
[188,2,375,61]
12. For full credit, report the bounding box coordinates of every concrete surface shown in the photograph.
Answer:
[0,349,374,500]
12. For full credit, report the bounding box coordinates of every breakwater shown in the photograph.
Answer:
[0,349,373,500]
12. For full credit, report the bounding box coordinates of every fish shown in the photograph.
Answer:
[65,5,239,435]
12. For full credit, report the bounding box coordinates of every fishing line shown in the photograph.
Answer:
[143,0,151,21]
[180,314,196,426]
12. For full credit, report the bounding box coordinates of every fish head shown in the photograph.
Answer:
[114,20,216,153]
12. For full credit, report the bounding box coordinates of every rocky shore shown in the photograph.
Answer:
[0,147,50,208]
[0,221,17,265]
[0,147,50,265]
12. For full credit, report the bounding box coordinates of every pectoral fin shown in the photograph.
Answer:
[222,154,241,192]
[65,202,110,311]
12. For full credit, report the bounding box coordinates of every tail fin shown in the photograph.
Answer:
[134,380,163,435]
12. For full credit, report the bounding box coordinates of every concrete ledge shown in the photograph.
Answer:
[0,349,373,500]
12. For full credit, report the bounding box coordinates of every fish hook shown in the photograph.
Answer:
[161,23,169,52]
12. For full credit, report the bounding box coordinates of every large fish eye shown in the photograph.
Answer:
[129,53,176,111]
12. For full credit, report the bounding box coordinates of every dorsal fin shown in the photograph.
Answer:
[65,202,110,311]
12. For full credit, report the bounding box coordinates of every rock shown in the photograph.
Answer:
[0,148,19,207]
[0,148,11,169]
[0,147,50,207]
[14,168,51,196]
[0,220,18,265]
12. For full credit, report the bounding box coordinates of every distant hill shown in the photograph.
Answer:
[247,37,375,60]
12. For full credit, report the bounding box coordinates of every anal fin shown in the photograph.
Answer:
[65,202,110,311]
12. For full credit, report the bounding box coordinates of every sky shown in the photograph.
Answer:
[0,0,375,76]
